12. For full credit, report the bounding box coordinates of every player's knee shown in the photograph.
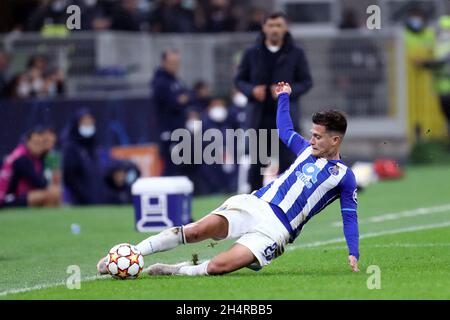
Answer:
[184,223,204,243]
[206,260,231,275]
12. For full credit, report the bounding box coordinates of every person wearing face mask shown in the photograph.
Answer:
[234,12,313,191]
[418,16,450,149]
[199,98,239,194]
[403,8,449,145]
[61,109,104,205]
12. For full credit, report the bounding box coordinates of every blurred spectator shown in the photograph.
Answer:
[199,0,237,32]
[329,9,384,116]
[198,97,240,194]
[41,127,61,186]
[61,109,104,205]
[150,48,190,176]
[402,7,437,142]
[229,88,247,128]
[420,16,450,147]
[0,127,61,208]
[246,7,266,32]
[76,0,112,31]
[43,67,65,97]
[103,159,140,205]
[0,50,10,97]
[4,54,65,99]
[26,54,48,97]
[111,0,143,31]
[149,0,197,33]
[180,109,202,193]
[0,0,40,33]
[188,80,212,113]
[234,12,313,191]
[27,0,71,34]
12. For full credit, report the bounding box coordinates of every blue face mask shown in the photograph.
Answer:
[407,17,424,32]
[79,125,96,138]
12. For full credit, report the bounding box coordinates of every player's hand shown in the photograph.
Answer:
[275,81,292,97]
[348,255,360,272]
[252,85,266,102]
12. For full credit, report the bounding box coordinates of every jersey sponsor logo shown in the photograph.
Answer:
[295,163,320,189]
[353,189,358,204]
[328,165,340,176]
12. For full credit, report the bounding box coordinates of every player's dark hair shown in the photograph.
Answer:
[263,12,288,24]
[312,110,347,136]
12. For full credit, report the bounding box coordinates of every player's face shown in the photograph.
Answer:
[27,133,45,157]
[309,124,339,158]
[263,17,288,44]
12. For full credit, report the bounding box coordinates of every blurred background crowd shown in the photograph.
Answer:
[1,0,450,209]
[0,0,265,34]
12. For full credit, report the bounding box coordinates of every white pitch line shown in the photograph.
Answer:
[287,221,450,251]
[0,275,107,297]
[331,203,450,227]
[2,221,450,297]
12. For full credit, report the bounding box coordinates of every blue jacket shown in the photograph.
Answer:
[61,109,104,205]
[234,32,313,130]
[150,67,189,135]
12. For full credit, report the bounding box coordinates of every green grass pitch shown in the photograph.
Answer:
[1,165,450,299]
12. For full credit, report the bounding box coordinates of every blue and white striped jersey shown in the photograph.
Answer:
[254,93,359,258]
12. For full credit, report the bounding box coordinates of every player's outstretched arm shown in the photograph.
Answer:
[340,171,360,272]
[275,82,309,155]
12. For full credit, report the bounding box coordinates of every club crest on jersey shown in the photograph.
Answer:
[295,163,320,189]
[328,165,339,176]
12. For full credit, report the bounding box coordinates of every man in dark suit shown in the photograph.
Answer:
[234,12,313,191]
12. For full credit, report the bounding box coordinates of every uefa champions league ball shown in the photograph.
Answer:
[106,243,144,279]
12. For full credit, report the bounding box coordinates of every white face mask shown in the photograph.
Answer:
[232,92,248,108]
[79,125,96,138]
[186,119,201,134]
[208,106,228,123]
[267,45,281,53]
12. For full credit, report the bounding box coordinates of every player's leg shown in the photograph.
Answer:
[97,214,229,274]
[27,186,62,207]
[135,214,228,256]
[147,243,256,276]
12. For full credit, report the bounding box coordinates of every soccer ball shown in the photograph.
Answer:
[106,243,144,279]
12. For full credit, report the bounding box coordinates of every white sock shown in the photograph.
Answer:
[177,261,210,276]
[135,226,186,256]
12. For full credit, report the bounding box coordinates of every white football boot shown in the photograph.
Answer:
[96,256,109,275]
[146,262,192,276]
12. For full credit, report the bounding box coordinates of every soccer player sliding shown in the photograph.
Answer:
[97,81,360,276]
